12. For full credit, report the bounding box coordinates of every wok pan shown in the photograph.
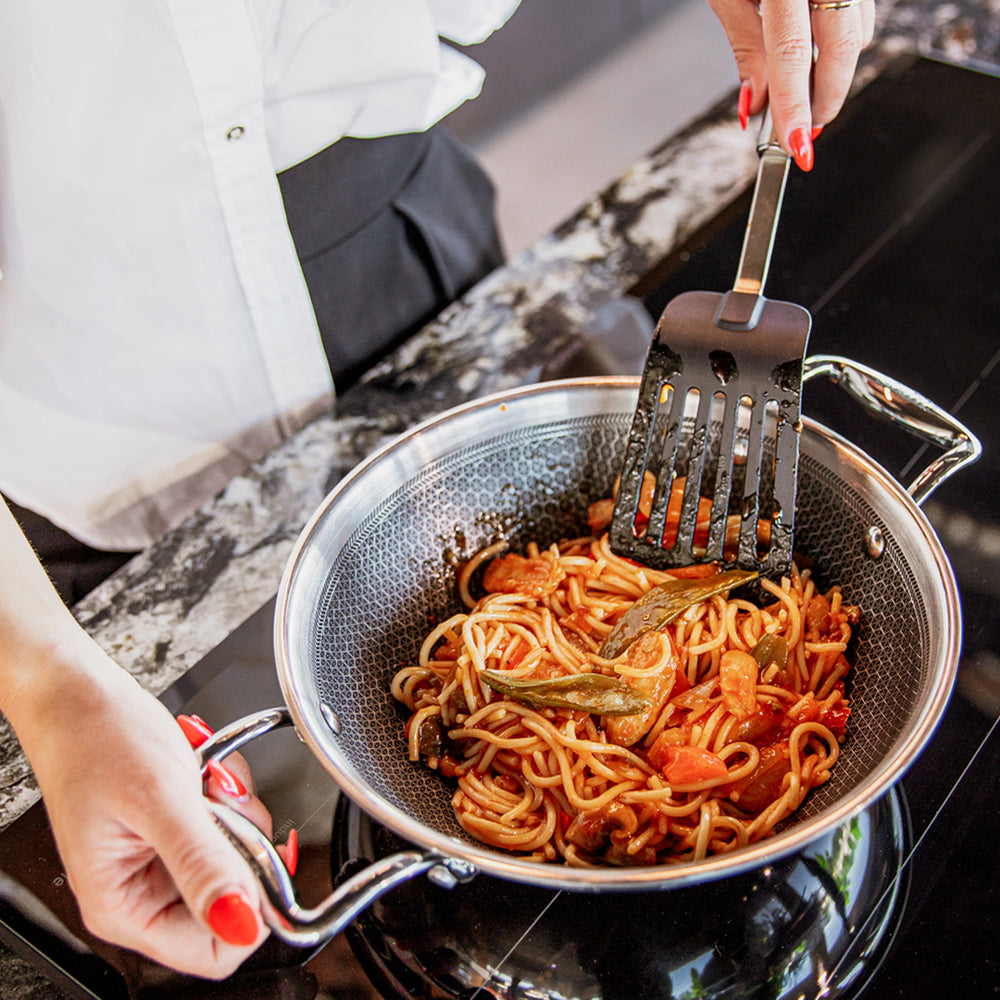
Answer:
[199,355,979,946]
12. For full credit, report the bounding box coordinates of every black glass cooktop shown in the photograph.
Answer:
[1,54,998,1000]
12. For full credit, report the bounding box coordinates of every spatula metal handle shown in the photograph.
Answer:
[731,109,790,300]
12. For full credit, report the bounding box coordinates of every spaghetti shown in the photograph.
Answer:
[391,515,858,868]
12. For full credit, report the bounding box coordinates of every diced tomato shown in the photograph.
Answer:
[587,497,615,534]
[670,669,691,695]
[819,703,851,738]
[482,552,565,598]
[648,740,729,784]
[560,606,598,637]
[498,636,529,669]
[784,693,820,729]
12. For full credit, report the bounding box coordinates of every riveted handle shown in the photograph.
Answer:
[197,708,476,947]
[802,355,982,505]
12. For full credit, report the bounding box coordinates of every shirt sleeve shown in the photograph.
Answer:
[427,0,521,46]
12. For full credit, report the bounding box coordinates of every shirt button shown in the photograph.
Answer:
[226,125,246,141]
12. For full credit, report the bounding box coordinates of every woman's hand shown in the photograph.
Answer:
[12,652,273,978]
[708,0,876,170]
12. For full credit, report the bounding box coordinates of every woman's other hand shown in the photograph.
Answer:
[708,0,876,170]
[13,654,272,977]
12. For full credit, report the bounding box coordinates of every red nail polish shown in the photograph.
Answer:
[206,759,248,800]
[283,828,299,877]
[788,127,814,172]
[811,125,824,141]
[738,81,752,130]
[206,892,260,947]
[177,714,213,748]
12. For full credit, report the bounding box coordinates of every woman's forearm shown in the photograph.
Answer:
[0,499,112,731]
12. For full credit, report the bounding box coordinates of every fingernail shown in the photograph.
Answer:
[177,714,213,748]
[206,759,248,800]
[206,891,260,947]
[788,127,814,172]
[811,125,824,141]
[738,81,752,130]
[282,828,298,877]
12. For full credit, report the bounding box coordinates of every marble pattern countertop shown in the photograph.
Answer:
[1,0,998,993]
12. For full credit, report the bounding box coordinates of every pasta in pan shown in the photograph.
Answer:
[391,508,858,867]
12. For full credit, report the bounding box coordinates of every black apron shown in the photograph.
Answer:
[11,127,504,603]
[278,125,504,390]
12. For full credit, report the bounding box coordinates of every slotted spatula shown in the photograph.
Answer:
[609,115,811,576]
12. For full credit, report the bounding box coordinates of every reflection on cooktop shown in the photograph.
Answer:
[336,789,910,1000]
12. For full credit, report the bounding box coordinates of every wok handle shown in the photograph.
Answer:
[802,354,982,505]
[196,707,475,948]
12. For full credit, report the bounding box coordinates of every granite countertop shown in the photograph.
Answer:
[2,0,998,994]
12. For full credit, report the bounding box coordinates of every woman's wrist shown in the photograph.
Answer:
[0,498,125,735]
[0,623,131,766]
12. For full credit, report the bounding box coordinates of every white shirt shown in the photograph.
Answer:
[0,0,518,550]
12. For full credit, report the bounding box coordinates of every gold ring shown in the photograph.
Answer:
[809,0,867,8]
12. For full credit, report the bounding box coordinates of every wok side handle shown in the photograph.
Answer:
[196,708,475,948]
[802,355,983,505]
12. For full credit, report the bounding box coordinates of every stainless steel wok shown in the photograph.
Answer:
[199,355,979,947]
